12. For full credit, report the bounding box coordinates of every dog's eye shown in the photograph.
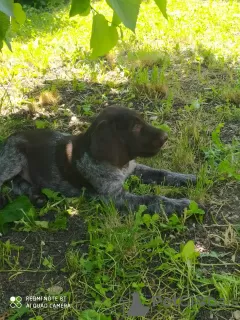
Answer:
[132,123,142,134]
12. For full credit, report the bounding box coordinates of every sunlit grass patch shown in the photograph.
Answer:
[39,89,60,106]
[126,49,171,68]
[132,66,168,98]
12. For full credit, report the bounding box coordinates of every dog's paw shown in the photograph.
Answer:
[167,173,197,187]
[156,197,191,216]
[175,198,191,213]
[30,194,47,208]
[176,174,197,187]
[187,174,197,185]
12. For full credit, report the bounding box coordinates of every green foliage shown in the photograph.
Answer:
[42,256,55,269]
[90,13,118,58]
[153,122,171,133]
[16,0,65,8]
[154,0,168,19]
[0,196,35,234]
[0,239,24,269]
[11,3,26,31]
[49,214,68,230]
[178,240,200,263]
[0,0,168,56]
[0,0,25,50]
[112,11,121,26]
[132,65,168,97]
[7,305,29,320]
[79,309,111,320]
[184,201,205,219]
[70,0,90,17]
[35,119,48,129]
[42,188,62,201]
[0,0,14,16]
[159,214,186,231]
[203,123,240,181]
[0,11,10,50]
[72,0,168,57]
[107,0,141,32]
[211,273,240,303]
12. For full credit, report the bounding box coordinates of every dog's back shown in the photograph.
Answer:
[1,129,92,197]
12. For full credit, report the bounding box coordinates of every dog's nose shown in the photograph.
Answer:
[161,132,168,142]
[152,132,168,147]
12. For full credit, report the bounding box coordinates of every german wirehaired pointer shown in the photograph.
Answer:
[0,106,197,215]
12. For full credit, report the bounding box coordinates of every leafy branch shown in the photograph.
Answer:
[0,0,26,50]
[0,0,168,57]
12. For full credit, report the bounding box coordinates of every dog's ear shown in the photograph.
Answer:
[90,120,129,167]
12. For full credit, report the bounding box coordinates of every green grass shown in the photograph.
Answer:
[0,0,240,319]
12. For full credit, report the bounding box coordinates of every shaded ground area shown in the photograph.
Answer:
[0,77,239,319]
[0,214,87,318]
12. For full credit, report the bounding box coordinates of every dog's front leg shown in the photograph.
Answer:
[133,164,196,187]
[10,176,47,208]
[104,189,191,216]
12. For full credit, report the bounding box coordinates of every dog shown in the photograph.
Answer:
[0,106,197,215]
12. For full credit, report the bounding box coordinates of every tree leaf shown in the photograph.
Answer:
[0,11,10,50]
[70,0,90,17]
[107,0,141,32]
[154,0,168,19]
[112,11,121,27]
[90,13,118,58]
[4,36,12,51]
[0,196,35,234]
[11,3,26,32]
[0,0,14,17]
[13,3,26,24]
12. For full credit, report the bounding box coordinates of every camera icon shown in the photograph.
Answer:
[10,296,22,308]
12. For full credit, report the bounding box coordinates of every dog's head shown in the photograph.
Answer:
[87,106,168,167]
